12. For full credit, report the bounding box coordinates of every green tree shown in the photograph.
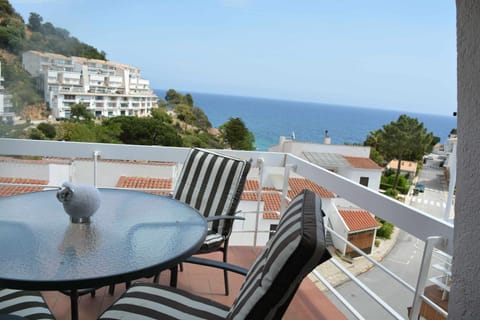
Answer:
[157,99,167,108]
[28,127,46,140]
[0,17,26,53]
[102,116,182,146]
[376,115,434,190]
[165,89,183,105]
[175,104,195,129]
[70,103,93,121]
[60,122,98,142]
[151,108,173,124]
[219,117,255,150]
[0,0,15,16]
[184,93,194,106]
[192,107,211,129]
[37,122,56,139]
[27,13,43,32]
[182,131,221,148]
[365,130,385,165]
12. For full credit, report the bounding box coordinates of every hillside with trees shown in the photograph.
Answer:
[0,0,105,115]
[1,88,256,150]
[0,1,256,150]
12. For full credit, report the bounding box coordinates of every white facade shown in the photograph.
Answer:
[270,136,381,191]
[270,136,371,158]
[22,51,158,119]
[337,166,382,191]
[0,62,14,123]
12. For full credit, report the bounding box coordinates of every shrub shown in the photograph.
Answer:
[384,188,398,198]
[376,218,394,239]
[37,122,56,139]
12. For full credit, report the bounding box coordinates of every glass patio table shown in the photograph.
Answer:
[0,188,207,320]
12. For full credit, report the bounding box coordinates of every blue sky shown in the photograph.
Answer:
[10,0,457,116]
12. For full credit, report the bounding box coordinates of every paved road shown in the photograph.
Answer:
[326,157,451,319]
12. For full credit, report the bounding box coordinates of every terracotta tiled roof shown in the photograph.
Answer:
[263,212,280,219]
[116,176,173,195]
[0,156,175,166]
[241,178,335,220]
[338,208,380,232]
[0,156,70,165]
[288,177,335,199]
[344,156,381,170]
[0,177,48,197]
[387,159,418,173]
[262,192,282,213]
[242,180,259,201]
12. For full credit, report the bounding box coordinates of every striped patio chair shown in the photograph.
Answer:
[0,289,54,320]
[99,189,331,320]
[109,148,251,296]
[168,148,251,294]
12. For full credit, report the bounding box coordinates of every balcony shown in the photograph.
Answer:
[0,139,454,319]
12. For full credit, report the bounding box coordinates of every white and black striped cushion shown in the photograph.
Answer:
[99,189,330,320]
[173,148,249,237]
[99,283,229,320]
[227,189,331,320]
[0,289,54,320]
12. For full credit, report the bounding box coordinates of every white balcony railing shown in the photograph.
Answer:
[0,138,454,319]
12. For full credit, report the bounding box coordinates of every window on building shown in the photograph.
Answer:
[359,177,369,187]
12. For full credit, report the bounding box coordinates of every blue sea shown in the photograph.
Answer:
[155,90,457,151]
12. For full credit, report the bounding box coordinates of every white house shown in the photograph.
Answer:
[269,136,382,191]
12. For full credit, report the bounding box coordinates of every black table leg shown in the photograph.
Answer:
[70,289,79,320]
[170,266,178,287]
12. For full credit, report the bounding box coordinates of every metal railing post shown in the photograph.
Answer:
[93,151,100,187]
[280,164,296,214]
[410,236,447,320]
[253,158,264,248]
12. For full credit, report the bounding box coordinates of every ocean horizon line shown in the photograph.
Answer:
[154,89,457,151]
[154,88,455,119]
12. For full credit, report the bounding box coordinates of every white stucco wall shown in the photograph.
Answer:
[0,161,49,180]
[269,138,371,158]
[322,198,349,255]
[451,1,480,318]
[337,167,382,191]
[48,164,71,186]
[71,160,176,187]
[230,200,272,246]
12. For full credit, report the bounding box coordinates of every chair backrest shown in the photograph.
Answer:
[173,148,250,236]
[227,189,331,320]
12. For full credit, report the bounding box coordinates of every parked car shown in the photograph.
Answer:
[414,183,425,194]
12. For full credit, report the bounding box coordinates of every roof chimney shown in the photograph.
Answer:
[324,130,331,144]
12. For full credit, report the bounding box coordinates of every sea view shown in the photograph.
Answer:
[155,90,457,151]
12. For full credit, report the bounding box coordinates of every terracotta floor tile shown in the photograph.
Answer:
[41,246,346,319]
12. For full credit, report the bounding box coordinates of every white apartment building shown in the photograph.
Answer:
[0,62,14,123]
[22,51,158,119]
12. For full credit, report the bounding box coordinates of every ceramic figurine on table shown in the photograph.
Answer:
[57,182,101,223]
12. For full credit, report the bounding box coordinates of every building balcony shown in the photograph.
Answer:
[0,139,454,319]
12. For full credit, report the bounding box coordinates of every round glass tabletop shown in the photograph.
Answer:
[0,188,207,290]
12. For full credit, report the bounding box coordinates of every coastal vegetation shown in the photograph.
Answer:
[365,114,439,192]
[0,1,106,115]
[219,117,255,151]
[0,0,255,150]
[12,89,255,151]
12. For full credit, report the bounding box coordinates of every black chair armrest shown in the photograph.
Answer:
[185,256,248,276]
[206,215,245,222]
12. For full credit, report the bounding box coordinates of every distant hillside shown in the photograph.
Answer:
[0,0,106,116]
